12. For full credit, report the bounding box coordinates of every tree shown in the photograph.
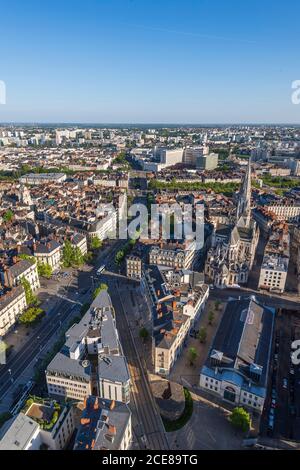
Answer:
[19,307,44,325]
[62,240,84,268]
[115,250,125,265]
[208,311,215,325]
[62,240,73,267]
[19,254,35,263]
[37,262,52,279]
[198,327,207,343]
[2,209,14,223]
[90,236,102,250]
[215,300,221,311]
[229,407,251,433]
[21,277,38,306]
[93,283,108,299]
[139,327,149,342]
[72,246,84,267]
[188,347,198,366]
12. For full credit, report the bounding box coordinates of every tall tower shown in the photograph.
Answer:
[236,157,251,225]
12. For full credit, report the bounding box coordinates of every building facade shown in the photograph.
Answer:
[199,297,275,414]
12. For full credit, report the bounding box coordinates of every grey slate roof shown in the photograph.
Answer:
[74,396,131,451]
[9,259,35,278]
[98,355,130,384]
[0,413,39,450]
[46,350,91,381]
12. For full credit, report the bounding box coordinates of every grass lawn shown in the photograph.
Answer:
[162,388,193,432]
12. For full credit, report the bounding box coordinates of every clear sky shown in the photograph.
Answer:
[0,0,300,124]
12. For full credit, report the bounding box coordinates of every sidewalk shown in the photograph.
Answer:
[168,299,226,387]
[0,302,83,414]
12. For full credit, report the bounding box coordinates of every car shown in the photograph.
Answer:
[97,265,106,276]
[269,408,275,417]
[283,378,288,389]
[271,389,276,399]
[274,353,278,361]
[290,368,295,375]
[271,398,276,408]
[268,417,274,430]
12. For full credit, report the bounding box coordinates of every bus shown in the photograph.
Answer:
[97,265,106,276]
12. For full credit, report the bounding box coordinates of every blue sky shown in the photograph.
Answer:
[0,0,299,123]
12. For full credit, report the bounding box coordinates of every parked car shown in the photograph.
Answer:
[271,398,276,408]
[268,416,274,430]
[283,378,288,389]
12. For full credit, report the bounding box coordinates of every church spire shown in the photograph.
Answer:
[236,157,251,224]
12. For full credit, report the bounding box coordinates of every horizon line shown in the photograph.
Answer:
[0,121,300,127]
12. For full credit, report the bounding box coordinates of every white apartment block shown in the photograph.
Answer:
[0,403,75,450]
[149,242,196,270]
[46,369,92,401]
[259,254,288,293]
[0,285,27,337]
[266,203,300,223]
[19,173,66,185]
[33,240,61,271]
[70,233,88,256]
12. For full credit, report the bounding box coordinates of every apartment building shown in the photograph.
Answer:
[259,255,288,293]
[1,258,40,291]
[265,201,300,223]
[142,264,209,376]
[197,152,219,171]
[0,401,75,450]
[199,297,275,414]
[46,290,130,404]
[126,255,142,280]
[70,233,88,256]
[19,173,66,185]
[258,226,290,293]
[149,241,197,270]
[73,396,132,450]
[154,303,190,376]
[0,285,27,337]
[33,239,61,271]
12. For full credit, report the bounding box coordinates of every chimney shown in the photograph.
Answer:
[16,245,21,253]
[172,300,177,310]
[108,425,117,435]
[110,400,115,410]
[4,268,13,288]
[12,256,18,264]
[80,417,91,425]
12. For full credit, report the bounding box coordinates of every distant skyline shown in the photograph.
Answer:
[0,0,300,124]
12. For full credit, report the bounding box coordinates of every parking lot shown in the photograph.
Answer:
[260,309,300,441]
